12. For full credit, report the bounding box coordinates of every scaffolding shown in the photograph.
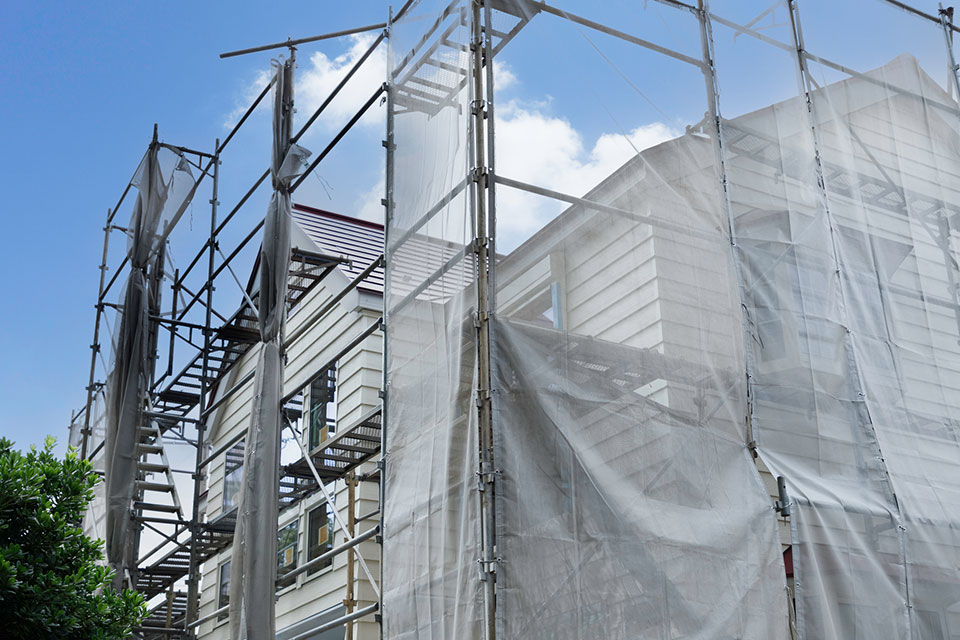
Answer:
[69,1,960,639]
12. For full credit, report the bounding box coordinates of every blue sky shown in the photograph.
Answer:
[0,0,953,452]
[0,1,395,451]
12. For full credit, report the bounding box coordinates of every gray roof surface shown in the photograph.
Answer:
[292,203,477,305]
[292,203,385,294]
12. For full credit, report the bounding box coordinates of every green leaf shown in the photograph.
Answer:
[0,436,145,639]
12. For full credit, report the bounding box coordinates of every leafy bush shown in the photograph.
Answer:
[0,436,145,639]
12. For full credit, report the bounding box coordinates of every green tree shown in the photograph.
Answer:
[0,436,146,639]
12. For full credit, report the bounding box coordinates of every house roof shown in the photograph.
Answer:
[291,203,385,294]
[292,202,477,305]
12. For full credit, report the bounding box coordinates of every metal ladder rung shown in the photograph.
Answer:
[132,418,185,521]
[134,502,181,513]
[137,481,175,493]
[138,443,164,454]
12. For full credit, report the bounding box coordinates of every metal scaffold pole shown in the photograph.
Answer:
[380,10,395,640]
[696,2,798,637]
[470,1,497,638]
[185,139,220,633]
[80,208,113,460]
[938,4,960,337]
[345,470,357,640]
[943,3,960,133]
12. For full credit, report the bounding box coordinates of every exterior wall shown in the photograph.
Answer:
[197,262,383,640]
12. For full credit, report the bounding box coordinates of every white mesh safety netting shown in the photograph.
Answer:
[383,1,960,638]
[383,2,482,637]
[713,2,960,638]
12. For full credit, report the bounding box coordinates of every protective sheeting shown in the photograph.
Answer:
[493,315,785,639]
[229,56,310,640]
[103,143,194,588]
[384,0,960,638]
[711,2,960,637]
[488,3,787,637]
[230,342,283,638]
[383,1,483,637]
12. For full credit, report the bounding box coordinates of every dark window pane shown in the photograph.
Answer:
[217,560,231,621]
[223,441,244,511]
[277,520,299,578]
[308,366,337,450]
[307,502,335,575]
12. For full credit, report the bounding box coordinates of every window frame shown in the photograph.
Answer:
[222,440,244,513]
[305,499,336,578]
[277,518,300,584]
[307,366,337,452]
[216,558,231,623]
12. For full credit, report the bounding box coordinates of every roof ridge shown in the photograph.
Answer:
[292,202,385,231]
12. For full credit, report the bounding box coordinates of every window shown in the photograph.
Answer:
[223,441,244,511]
[308,367,337,451]
[277,520,299,579]
[550,281,563,330]
[498,253,565,329]
[507,282,564,329]
[307,501,335,575]
[217,560,231,621]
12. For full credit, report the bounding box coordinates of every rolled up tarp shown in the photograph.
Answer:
[104,143,195,588]
[230,55,310,640]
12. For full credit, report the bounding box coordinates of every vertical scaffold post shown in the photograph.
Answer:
[186,139,220,634]
[470,1,497,638]
[380,10,394,640]
[938,5,960,339]
[167,268,180,381]
[941,5,959,100]
[694,0,759,468]
[81,208,113,460]
[483,0,497,303]
[345,470,357,640]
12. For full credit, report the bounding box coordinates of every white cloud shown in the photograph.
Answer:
[296,33,387,134]
[355,172,385,224]
[224,34,387,135]
[224,68,272,128]
[349,95,678,249]
[493,60,518,91]
[487,61,678,250]
[493,100,678,250]
[223,35,389,220]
